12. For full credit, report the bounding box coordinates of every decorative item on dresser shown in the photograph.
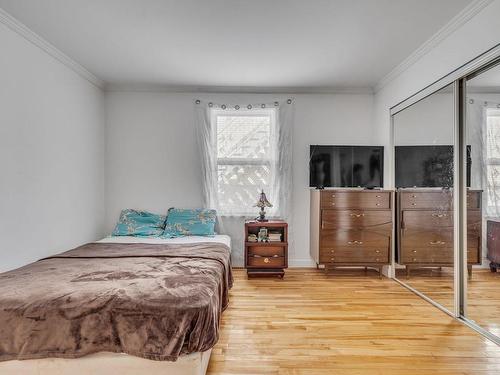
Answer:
[487,220,500,272]
[245,220,288,278]
[396,188,482,278]
[310,189,393,278]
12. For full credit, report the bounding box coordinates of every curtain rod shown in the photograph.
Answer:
[195,99,293,109]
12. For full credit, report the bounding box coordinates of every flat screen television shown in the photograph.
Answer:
[395,145,471,188]
[309,145,384,188]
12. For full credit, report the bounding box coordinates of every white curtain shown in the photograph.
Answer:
[195,99,294,266]
[466,97,500,218]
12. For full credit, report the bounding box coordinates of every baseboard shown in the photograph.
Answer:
[288,258,317,268]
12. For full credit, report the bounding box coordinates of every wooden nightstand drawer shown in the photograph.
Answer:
[247,255,285,268]
[248,245,285,257]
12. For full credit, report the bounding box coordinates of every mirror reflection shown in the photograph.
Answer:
[393,84,456,311]
[466,63,500,337]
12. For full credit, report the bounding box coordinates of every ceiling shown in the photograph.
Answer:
[0,0,474,90]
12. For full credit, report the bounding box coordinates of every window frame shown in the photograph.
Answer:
[485,108,500,210]
[210,108,278,216]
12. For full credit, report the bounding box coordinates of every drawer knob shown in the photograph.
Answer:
[350,213,365,218]
[411,203,417,206]
[348,240,363,245]
[331,257,335,261]
[376,195,381,198]
[375,250,380,253]
[432,213,447,218]
[412,250,417,253]
[375,203,381,206]
[331,250,335,253]
[331,194,336,198]
[413,258,417,261]
[376,258,380,262]
[429,240,445,245]
[331,203,336,206]
[411,195,417,198]
[264,257,270,263]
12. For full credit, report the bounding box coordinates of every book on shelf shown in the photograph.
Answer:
[268,232,282,242]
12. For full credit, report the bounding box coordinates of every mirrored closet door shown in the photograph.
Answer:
[464,61,500,337]
[393,83,457,312]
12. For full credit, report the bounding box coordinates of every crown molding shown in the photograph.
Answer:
[467,85,500,94]
[374,0,494,93]
[105,83,374,95]
[0,7,104,89]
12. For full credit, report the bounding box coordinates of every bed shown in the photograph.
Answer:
[0,235,232,375]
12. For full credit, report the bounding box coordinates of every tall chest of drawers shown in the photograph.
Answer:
[310,189,393,277]
[396,188,482,277]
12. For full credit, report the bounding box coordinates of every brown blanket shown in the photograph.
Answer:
[0,242,232,362]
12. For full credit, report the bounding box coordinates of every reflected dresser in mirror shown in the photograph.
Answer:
[396,188,482,278]
[310,189,393,278]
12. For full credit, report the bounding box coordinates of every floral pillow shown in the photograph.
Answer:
[162,208,217,237]
[112,209,166,237]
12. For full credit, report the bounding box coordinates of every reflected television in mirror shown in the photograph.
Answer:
[395,145,471,188]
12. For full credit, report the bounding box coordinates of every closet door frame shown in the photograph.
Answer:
[389,43,500,346]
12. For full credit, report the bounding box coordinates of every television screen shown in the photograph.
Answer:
[395,145,471,188]
[309,146,384,188]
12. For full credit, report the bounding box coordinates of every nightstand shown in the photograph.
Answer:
[245,220,288,278]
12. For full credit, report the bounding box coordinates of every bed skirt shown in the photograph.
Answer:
[0,349,212,375]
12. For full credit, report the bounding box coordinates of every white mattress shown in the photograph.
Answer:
[98,234,231,251]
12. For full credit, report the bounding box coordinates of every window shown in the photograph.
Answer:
[485,108,500,208]
[211,108,277,215]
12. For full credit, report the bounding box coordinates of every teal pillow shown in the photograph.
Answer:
[112,209,166,237]
[162,208,217,237]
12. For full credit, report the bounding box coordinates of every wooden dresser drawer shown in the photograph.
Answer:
[401,247,480,264]
[400,190,481,210]
[467,210,481,227]
[400,191,453,210]
[401,230,453,249]
[402,230,479,249]
[247,255,285,268]
[321,209,392,229]
[402,210,480,229]
[320,247,389,263]
[401,248,453,264]
[247,245,285,257]
[402,210,453,229]
[321,229,389,248]
[467,191,481,209]
[467,248,480,263]
[321,191,391,209]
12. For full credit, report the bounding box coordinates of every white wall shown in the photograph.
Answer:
[373,0,500,186]
[393,91,454,146]
[0,22,105,272]
[105,92,374,266]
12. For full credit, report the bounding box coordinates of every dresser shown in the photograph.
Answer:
[487,220,500,272]
[245,220,288,278]
[396,188,482,278]
[310,189,393,278]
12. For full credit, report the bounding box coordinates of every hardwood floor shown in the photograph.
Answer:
[207,268,500,375]
[395,267,500,336]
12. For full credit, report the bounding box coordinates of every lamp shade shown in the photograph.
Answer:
[254,190,273,208]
